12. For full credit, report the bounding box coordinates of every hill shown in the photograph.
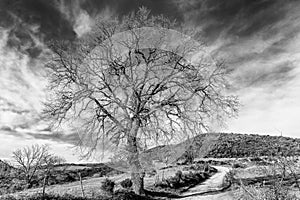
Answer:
[203,133,300,158]
[144,133,300,163]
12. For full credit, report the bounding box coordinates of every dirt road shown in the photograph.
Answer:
[180,166,234,200]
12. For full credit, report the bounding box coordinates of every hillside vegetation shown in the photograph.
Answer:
[145,133,300,163]
[203,133,300,158]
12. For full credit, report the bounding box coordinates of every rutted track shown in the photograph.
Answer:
[179,166,233,199]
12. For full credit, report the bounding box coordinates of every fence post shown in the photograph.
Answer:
[78,172,85,197]
[42,174,47,200]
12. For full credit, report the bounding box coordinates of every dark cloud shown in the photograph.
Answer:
[0,0,183,59]
[0,127,80,146]
[80,0,182,21]
[2,0,292,56]
[0,0,76,57]
[4,24,43,59]
[175,0,296,43]
[0,126,15,132]
[0,8,14,28]
[0,0,298,53]
[0,127,25,138]
[25,131,80,145]
[173,0,300,91]
[4,0,76,40]
[224,0,284,37]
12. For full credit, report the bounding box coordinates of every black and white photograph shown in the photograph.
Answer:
[0,0,300,199]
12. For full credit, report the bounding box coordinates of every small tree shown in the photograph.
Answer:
[43,7,239,195]
[12,144,65,188]
[182,145,195,164]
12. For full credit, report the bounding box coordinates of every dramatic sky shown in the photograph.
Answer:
[1,0,300,162]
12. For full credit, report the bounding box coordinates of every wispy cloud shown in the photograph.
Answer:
[0,29,46,129]
[1,0,300,163]
[172,0,300,136]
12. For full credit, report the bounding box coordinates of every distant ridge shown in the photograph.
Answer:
[199,133,300,158]
[144,133,300,162]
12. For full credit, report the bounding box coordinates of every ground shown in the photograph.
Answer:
[1,157,300,200]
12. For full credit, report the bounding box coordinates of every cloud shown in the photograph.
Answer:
[79,0,182,20]
[24,131,81,145]
[2,2,74,42]
[0,123,80,147]
[175,0,286,39]
[0,29,46,129]
[0,128,83,163]
[173,0,300,137]
[1,0,300,163]
[242,62,296,88]
[74,10,93,37]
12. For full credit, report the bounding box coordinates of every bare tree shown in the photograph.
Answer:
[43,8,239,195]
[41,155,66,197]
[12,144,65,188]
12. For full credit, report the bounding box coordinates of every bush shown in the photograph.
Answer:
[120,178,132,189]
[182,147,195,164]
[155,170,211,189]
[175,170,183,180]
[101,178,115,194]
[146,169,157,177]
[232,162,246,168]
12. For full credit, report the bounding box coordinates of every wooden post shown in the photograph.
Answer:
[42,174,47,200]
[155,174,159,186]
[78,172,85,198]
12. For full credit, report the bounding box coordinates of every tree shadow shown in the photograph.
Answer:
[145,189,181,198]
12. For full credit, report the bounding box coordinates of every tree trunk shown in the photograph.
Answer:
[26,175,32,188]
[127,119,145,195]
[131,171,145,195]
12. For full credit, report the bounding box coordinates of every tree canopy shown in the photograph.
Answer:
[43,7,239,194]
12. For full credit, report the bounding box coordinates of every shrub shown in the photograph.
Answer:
[101,178,115,194]
[182,147,195,164]
[120,178,132,189]
[204,164,218,173]
[250,157,263,162]
[235,184,298,200]
[166,176,181,189]
[175,170,183,180]
[155,170,211,190]
[146,169,157,177]
[232,162,246,168]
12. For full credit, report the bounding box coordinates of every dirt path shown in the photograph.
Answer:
[179,166,234,200]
